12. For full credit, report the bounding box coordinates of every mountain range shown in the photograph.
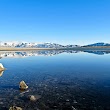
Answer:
[0,42,110,48]
[0,41,80,48]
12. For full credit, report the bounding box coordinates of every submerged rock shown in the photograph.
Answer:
[72,106,77,110]
[28,95,41,102]
[19,81,28,90]
[9,106,22,110]
[0,70,4,77]
[29,95,36,101]
[0,63,5,71]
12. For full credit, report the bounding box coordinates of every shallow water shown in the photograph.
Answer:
[0,50,110,110]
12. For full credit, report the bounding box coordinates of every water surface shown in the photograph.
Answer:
[0,50,110,110]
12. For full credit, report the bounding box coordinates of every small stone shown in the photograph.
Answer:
[19,81,28,90]
[28,95,41,102]
[73,100,77,104]
[0,102,3,104]
[0,63,5,71]
[0,70,4,77]
[66,99,70,102]
[29,95,36,101]
[9,106,22,110]
[72,106,77,110]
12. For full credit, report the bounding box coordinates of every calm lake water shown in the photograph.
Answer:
[0,50,110,110]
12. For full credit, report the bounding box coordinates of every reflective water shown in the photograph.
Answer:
[0,50,110,110]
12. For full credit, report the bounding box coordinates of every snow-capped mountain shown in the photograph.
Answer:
[84,42,110,47]
[0,41,79,48]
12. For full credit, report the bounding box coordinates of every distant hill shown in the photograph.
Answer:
[84,42,110,47]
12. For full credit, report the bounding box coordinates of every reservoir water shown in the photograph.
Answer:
[0,50,110,110]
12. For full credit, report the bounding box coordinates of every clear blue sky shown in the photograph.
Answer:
[0,0,110,45]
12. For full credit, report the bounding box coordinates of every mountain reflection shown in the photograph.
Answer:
[84,50,110,55]
[0,50,110,58]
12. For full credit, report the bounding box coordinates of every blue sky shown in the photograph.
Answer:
[0,0,110,45]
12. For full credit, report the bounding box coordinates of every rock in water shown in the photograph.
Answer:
[0,63,4,68]
[28,95,41,102]
[19,81,28,90]
[9,106,22,110]
[29,95,36,101]
[72,106,77,110]
[0,63,5,71]
[0,71,4,77]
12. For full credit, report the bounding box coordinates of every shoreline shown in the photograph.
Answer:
[0,47,110,51]
[0,47,57,51]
